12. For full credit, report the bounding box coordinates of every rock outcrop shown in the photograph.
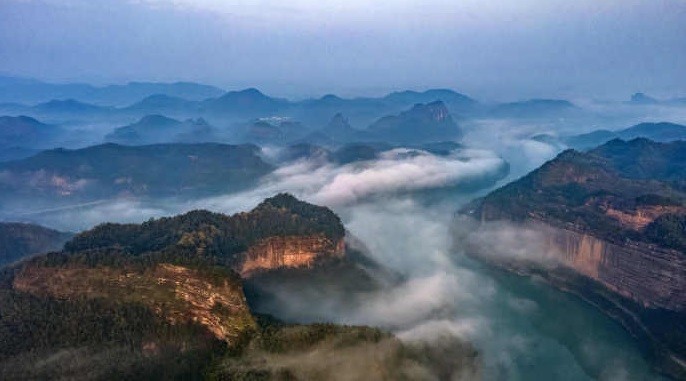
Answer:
[532,219,685,311]
[0,193,481,380]
[367,101,463,143]
[13,263,256,344]
[240,234,345,276]
[463,138,686,378]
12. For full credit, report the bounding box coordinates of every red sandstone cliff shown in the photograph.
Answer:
[238,234,345,277]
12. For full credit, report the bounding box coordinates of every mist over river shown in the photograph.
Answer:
[2,159,670,381]
[340,198,667,381]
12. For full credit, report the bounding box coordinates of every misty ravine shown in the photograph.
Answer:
[2,140,681,380]
[11,188,667,380]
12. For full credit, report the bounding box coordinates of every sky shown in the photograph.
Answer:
[0,0,685,100]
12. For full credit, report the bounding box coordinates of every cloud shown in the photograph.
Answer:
[2,147,506,232]
[314,148,506,205]
[192,147,507,216]
[453,218,562,266]
[2,161,663,378]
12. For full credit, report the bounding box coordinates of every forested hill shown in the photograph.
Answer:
[0,194,478,380]
[0,142,274,203]
[63,193,345,264]
[471,138,686,250]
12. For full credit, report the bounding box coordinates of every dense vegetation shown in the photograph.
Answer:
[645,214,686,252]
[64,193,344,267]
[0,287,225,380]
[210,323,478,381]
[0,194,478,380]
[0,142,274,202]
[474,139,686,251]
[0,195,345,378]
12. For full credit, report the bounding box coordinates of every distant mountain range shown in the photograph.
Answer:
[0,75,485,130]
[0,143,273,206]
[0,116,62,154]
[3,74,685,151]
[533,121,686,150]
[122,94,200,115]
[201,88,289,118]
[105,115,218,145]
[490,99,579,118]
[628,92,686,106]
[0,222,71,266]
[299,113,368,146]
[0,75,225,106]
[367,101,462,143]
[0,98,466,151]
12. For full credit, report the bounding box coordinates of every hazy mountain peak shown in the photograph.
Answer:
[367,101,461,143]
[223,87,268,98]
[0,115,58,150]
[36,98,103,112]
[185,117,210,126]
[327,112,352,129]
[0,115,45,126]
[137,93,186,103]
[408,100,450,122]
[426,100,450,121]
[384,89,475,106]
[320,94,343,102]
[630,92,658,104]
[137,114,179,125]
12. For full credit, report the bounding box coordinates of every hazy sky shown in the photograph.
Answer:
[1,0,685,100]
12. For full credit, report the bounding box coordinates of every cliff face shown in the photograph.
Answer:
[0,194,481,380]
[469,140,686,312]
[534,220,686,311]
[239,234,345,276]
[464,139,686,378]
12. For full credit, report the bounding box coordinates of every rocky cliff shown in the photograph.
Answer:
[367,100,463,143]
[464,138,686,378]
[13,262,256,344]
[530,219,685,311]
[0,194,479,379]
[240,234,345,276]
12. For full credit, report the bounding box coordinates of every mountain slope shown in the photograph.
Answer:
[33,99,111,115]
[203,88,289,118]
[300,113,368,145]
[0,115,61,150]
[0,194,346,378]
[0,76,225,105]
[0,143,273,204]
[122,94,200,116]
[564,122,686,149]
[464,138,686,378]
[105,115,217,145]
[490,99,578,118]
[368,101,463,143]
[0,223,71,266]
[0,194,479,379]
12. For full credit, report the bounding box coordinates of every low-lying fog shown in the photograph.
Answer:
[5,142,668,380]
